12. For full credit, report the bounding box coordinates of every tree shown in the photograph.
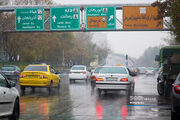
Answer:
[14,0,53,5]
[136,46,159,67]
[152,0,180,43]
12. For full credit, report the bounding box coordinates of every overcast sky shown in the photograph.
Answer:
[53,0,169,58]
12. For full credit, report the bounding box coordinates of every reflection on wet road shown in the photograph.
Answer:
[18,75,171,120]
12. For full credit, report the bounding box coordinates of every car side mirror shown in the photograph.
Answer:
[9,81,16,87]
[56,72,60,74]
[155,55,160,61]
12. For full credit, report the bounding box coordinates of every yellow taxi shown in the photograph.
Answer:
[19,64,60,94]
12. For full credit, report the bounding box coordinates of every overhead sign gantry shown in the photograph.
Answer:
[0,4,169,32]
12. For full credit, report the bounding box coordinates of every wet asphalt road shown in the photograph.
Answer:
[15,74,171,120]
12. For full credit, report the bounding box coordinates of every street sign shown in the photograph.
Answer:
[15,7,44,31]
[123,6,163,29]
[50,7,80,30]
[86,6,116,30]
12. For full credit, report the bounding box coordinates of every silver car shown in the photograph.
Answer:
[94,66,135,95]
[0,72,20,120]
[1,65,21,81]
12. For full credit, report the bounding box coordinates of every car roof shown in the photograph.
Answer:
[2,65,17,67]
[97,66,126,68]
[72,65,86,67]
[28,64,49,66]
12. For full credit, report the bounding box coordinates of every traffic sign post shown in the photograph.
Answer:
[15,7,44,31]
[50,7,80,30]
[86,6,116,30]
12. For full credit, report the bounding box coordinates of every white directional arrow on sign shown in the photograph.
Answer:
[17,16,21,23]
[108,15,113,21]
[52,15,56,22]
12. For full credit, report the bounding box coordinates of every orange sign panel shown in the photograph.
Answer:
[87,16,107,28]
[123,6,163,29]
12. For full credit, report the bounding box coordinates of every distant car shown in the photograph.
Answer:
[19,64,60,94]
[0,72,20,120]
[145,67,155,75]
[91,66,135,95]
[171,73,180,119]
[1,65,21,81]
[138,67,147,74]
[69,65,90,83]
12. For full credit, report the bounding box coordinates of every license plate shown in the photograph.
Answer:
[106,77,118,81]
[28,75,38,78]
[4,72,11,75]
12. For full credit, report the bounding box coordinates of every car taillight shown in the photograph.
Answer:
[20,75,26,78]
[40,75,48,79]
[96,78,103,81]
[120,78,128,82]
[14,71,18,75]
[90,76,96,80]
[69,72,72,74]
[174,85,180,94]
[83,72,86,74]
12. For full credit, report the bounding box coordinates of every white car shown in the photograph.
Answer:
[0,72,20,120]
[91,66,135,95]
[145,67,155,75]
[69,65,90,83]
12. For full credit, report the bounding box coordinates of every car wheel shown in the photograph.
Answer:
[48,81,53,95]
[171,111,179,120]
[20,86,25,95]
[58,80,60,90]
[85,78,88,83]
[98,89,102,96]
[9,99,20,120]
[164,81,171,97]
[69,79,72,83]
[31,87,35,93]
[131,82,135,89]
[104,90,108,95]
[157,82,164,96]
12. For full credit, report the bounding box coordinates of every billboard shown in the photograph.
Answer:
[123,6,163,29]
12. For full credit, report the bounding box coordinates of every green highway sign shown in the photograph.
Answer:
[15,8,44,31]
[86,6,116,30]
[50,7,80,30]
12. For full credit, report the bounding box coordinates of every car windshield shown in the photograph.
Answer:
[24,66,47,72]
[1,66,15,71]
[94,67,102,73]
[99,67,127,74]
[72,67,85,70]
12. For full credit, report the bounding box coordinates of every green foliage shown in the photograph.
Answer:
[5,32,109,67]
[152,0,180,43]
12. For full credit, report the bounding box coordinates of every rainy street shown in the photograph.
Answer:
[16,74,171,120]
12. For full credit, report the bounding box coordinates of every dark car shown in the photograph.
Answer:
[171,73,180,119]
[1,65,21,81]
